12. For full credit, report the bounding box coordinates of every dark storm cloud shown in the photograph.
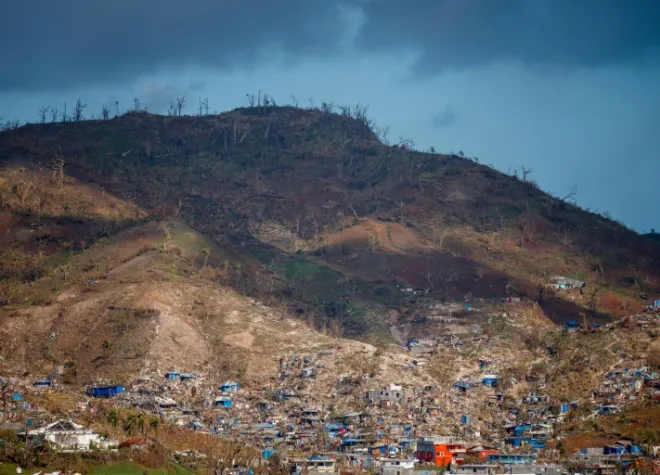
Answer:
[432,107,458,129]
[0,0,345,91]
[3,0,660,93]
[356,0,660,71]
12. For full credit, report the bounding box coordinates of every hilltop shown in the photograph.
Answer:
[2,105,658,338]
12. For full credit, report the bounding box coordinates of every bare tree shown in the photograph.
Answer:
[520,166,533,182]
[38,106,50,124]
[320,101,335,114]
[378,126,390,145]
[561,185,578,203]
[261,92,275,108]
[176,96,186,116]
[353,103,371,128]
[50,107,59,123]
[398,137,414,150]
[168,101,176,116]
[1,377,12,421]
[101,106,110,120]
[290,95,299,107]
[49,158,66,189]
[16,180,33,204]
[62,102,68,123]
[133,97,140,111]
[246,93,256,107]
[202,247,211,269]
[72,98,87,121]
[115,100,119,117]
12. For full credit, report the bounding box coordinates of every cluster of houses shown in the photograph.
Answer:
[569,440,657,475]
[593,366,660,414]
[1,304,659,474]
[2,357,659,475]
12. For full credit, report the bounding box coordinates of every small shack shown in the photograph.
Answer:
[482,375,498,388]
[220,381,240,393]
[164,370,181,381]
[88,385,124,398]
[214,396,233,408]
[180,372,196,382]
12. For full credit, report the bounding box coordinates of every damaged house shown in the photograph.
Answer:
[28,420,116,451]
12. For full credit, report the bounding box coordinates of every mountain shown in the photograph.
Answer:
[2,106,658,336]
[1,106,659,465]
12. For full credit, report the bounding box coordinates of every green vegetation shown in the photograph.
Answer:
[0,462,195,475]
[90,462,194,475]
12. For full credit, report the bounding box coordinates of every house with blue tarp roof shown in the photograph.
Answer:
[220,381,240,393]
[187,420,203,431]
[164,370,180,381]
[324,423,346,432]
[604,445,626,455]
[482,375,498,387]
[597,404,620,415]
[214,396,232,408]
[530,439,547,449]
[488,454,537,465]
[341,438,366,449]
[88,384,124,398]
[369,444,388,455]
[455,381,471,392]
[512,425,534,437]
[507,437,532,448]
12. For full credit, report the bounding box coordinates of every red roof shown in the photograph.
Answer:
[119,437,147,447]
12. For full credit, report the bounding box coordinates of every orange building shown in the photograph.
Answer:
[416,437,467,467]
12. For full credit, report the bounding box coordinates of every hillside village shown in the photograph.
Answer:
[1,298,659,474]
[1,106,660,474]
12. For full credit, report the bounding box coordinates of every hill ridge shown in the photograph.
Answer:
[1,105,659,337]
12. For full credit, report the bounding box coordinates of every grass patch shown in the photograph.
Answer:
[0,464,38,475]
[244,246,276,264]
[90,462,193,475]
[272,258,328,280]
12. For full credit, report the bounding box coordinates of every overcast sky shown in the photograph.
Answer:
[1,0,659,232]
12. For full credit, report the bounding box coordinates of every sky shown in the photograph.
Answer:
[1,0,659,232]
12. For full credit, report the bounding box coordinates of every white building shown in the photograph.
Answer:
[28,420,116,451]
[381,458,415,475]
[307,457,336,474]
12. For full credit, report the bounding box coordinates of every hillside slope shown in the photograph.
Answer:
[1,106,659,340]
